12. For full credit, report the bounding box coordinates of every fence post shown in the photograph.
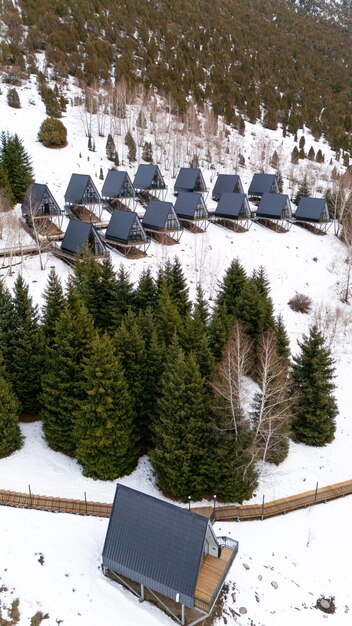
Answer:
[84,491,88,515]
[28,484,33,508]
[261,495,265,520]
[314,482,318,502]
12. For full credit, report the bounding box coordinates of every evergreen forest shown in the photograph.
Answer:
[0,251,338,503]
[1,0,352,151]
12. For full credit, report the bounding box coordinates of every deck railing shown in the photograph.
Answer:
[194,538,238,613]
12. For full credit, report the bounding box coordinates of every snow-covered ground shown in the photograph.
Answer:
[1,72,352,625]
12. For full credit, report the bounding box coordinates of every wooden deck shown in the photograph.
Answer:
[194,547,234,610]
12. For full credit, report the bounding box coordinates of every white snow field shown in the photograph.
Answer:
[1,72,352,625]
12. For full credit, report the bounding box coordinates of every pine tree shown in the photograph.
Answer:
[208,303,233,362]
[137,110,147,128]
[0,360,22,459]
[276,170,283,193]
[216,258,248,315]
[7,88,21,109]
[124,131,136,162]
[106,133,117,161]
[193,284,209,328]
[293,176,310,205]
[0,132,34,203]
[234,280,275,342]
[308,146,316,161]
[0,165,14,203]
[316,149,325,163]
[42,292,94,452]
[150,343,212,501]
[115,265,135,321]
[142,141,153,162]
[41,269,65,348]
[75,333,138,479]
[0,282,15,374]
[167,257,191,318]
[274,314,290,363]
[252,266,271,298]
[155,280,184,346]
[113,311,148,445]
[134,268,157,311]
[291,146,299,164]
[291,326,337,446]
[8,276,44,416]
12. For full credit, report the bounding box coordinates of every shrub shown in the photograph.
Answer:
[38,117,67,148]
[288,293,312,313]
[7,87,21,108]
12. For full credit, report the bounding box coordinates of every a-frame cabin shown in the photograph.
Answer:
[294,197,331,233]
[64,173,104,221]
[101,170,136,210]
[212,174,244,201]
[248,173,279,203]
[52,219,108,264]
[21,183,64,240]
[133,164,166,202]
[104,209,149,257]
[102,485,239,626]
[211,192,251,231]
[142,200,182,244]
[256,193,292,232]
[174,168,207,195]
[174,192,208,232]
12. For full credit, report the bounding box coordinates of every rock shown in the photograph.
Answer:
[239,607,247,614]
[255,592,260,603]
[320,599,330,610]
[271,581,278,589]
[243,563,250,570]
[258,574,263,581]
[345,606,349,613]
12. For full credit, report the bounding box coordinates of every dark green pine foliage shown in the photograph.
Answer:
[9,276,44,416]
[72,247,102,324]
[275,314,290,363]
[234,279,275,342]
[293,176,310,205]
[0,360,22,458]
[216,258,248,315]
[136,308,165,439]
[113,311,148,447]
[133,268,157,311]
[42,291,94,452]
[75,333,138,479]
[210,409,257,503]
[0,132,34,203]
[251,266,271,298]
[155,280,184,346]
[115,265,135,320]
[0,165,14,204]
[0,282,15,373]
[157,258,191,318]
[291,325,337,446]
[208,303,233,362]
[193,284,209,328]
[41,269,65,348]
[182,294,215,380]
[150,343,212,501]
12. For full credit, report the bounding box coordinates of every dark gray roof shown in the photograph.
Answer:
[174,192,208,219]
[101,170,135,199]
[257,193,292,219]
[105,209,147,244]
[102,485,209,607]
[64,174,101,205]
[61,219,103,255]
[174,168,206,193]
[248,174,278,196]
[295,197,330,222]
[21,183,61,216]
[212,174,243,200]
[215,193,250,219]
[133,164,165,190]
[142,200,180,230]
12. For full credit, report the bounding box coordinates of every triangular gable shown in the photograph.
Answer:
[61,219,105,256]
[212,174,244,200]
[22,183,61,217]
[102,170,135,199]
[133,165,165,191]
[102,485,209,608]
[215,193,250,219]
[106,209,147,243]
[65,174,101,205]
[174,168,206,193]
[142,200,180,231]
[257,193,292,219]
[174,192,208,220]
[295,197,330,222]
[248,174,278,196]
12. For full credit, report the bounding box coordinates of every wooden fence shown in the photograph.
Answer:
[1,479,352,521]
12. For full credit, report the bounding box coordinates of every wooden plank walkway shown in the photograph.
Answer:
[0,478,352,521]
[195,547,233,607]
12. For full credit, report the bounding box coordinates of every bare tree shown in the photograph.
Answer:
[251,332,292,465]
[210,321,252,439]
[313,302,352,349]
